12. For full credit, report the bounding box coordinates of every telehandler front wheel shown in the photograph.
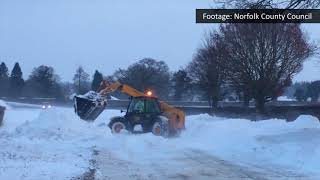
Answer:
[109,117,129,134]
[152,117,169,137]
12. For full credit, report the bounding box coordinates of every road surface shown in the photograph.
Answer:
[91,149,310,180]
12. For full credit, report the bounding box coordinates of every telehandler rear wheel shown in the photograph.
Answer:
[152,117,169,137]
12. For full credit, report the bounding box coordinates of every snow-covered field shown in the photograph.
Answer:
[0,101,320,179]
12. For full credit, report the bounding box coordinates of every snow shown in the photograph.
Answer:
[76,92,118,100]
[183,115,320,174]
[0,99,9,109]
[110,96,119,100]
[1,102,320,179]
[77,91,103,101]
[0,107,112,180]
[133,124,143,131]
[5,101,42,109]
[277,96,296,101]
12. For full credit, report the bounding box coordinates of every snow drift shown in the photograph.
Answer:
[0,99,9,109]
[0,106,320,179]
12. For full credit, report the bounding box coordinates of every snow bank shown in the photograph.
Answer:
[289,115,320,128]
[182,115,320,175]
[0,99,9,109]
[1,107,320,179]
[0,108,102,180]
[1,109,41,133]
[5,101,42,109]
[277,96,296,101]
[96,113,320,176]
[15,108,97,140]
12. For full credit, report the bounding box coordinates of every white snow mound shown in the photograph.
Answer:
[289,115,320,129]
[277,96,295,101]
[0,99,9,109]
[1,107,320,179]
[14,108,97,140]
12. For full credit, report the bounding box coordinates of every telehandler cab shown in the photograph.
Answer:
[74,80,185,137]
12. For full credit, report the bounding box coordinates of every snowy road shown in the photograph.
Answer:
[94,149,307,180]
[1,101,320,179]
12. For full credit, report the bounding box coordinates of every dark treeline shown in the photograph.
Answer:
[0,59,187,101]
[285,81,320,102]
[0,23,317,112]
[0,63,64,100]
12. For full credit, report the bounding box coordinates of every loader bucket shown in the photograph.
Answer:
[74,96,106,121]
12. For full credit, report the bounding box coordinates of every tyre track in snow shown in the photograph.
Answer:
[92,149,310,180]
[180,150,308,180]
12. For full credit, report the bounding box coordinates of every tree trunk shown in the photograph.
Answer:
[207,97,216,115]
[256,96,265,113]
[243,90,250,107]
[243,96,250,107]
[212,98,218,109]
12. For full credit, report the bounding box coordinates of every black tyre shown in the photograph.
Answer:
[152,116,169,137]
[108,117,129,134]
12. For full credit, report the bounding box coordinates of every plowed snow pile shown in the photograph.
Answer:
[0,104,320,179]
[0,100,8,108]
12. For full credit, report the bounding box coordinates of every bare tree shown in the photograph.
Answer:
[73,66,90,94]
[114,58,171,99]
[24,65,63,99]
[220,23,314,111]
[171,69,192,101]
[215,0,320,9]
[187,31,227,108]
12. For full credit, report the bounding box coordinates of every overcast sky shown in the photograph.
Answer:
[0,0,319,82]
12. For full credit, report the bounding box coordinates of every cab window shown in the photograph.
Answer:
[145,100,161,113]
[128,99,145,113]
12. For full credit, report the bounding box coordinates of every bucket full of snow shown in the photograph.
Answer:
[74,91,107,121]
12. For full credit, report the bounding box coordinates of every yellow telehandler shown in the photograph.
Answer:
[74,80,185,137]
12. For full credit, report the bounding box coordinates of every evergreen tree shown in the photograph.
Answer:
[91,70,103,91]
[0,62,9,97]
[73,66,90,94]
[9,62,24,98]
[0,62,9,79]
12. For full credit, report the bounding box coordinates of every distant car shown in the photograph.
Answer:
[41,102,52,109]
